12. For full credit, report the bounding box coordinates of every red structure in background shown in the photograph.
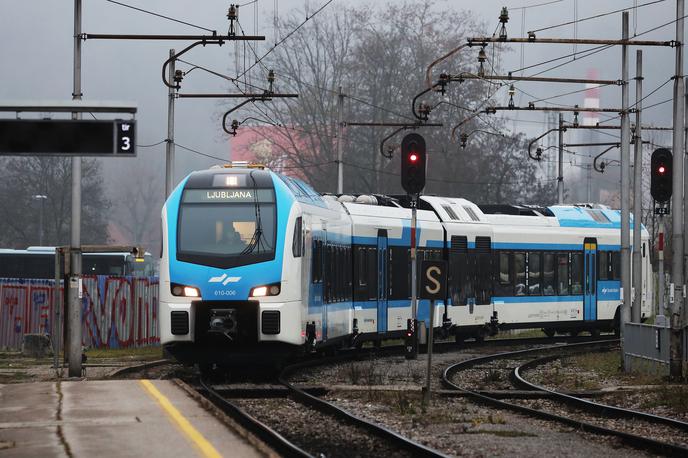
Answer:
[230,126,316,180]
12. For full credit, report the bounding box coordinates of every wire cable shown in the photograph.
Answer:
[529,0,666,34]
[236,0,335,81]
[101,0,216,33]
[138,139,167,148]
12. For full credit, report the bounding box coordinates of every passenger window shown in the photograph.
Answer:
[598,251,608,281]
[571,253,584,295]
[529,252,541,295]
[499,252,510,284]
[292,217,303,257]
[514,253,526,296]
[611,251,621,280]
[543,253,555,295]
[557,253,569,295]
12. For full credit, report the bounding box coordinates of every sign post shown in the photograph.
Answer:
[420,260,447,410]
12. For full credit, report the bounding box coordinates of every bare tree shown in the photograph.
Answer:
[0,156,110,247]
[231,0,554,203]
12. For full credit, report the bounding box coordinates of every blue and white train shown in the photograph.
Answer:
[159,163,652,366]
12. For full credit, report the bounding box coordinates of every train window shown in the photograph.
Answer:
[388,247,408,300]
[494,252,512,297]
[514,253,526,296]
[611,251,621,280]
[543,253,555,295]
[357,247,367,287]
[528,252,542,295]
[571,253,584,295]
[598,251,609,281]
[557,253,569,295]
[292,217,303,258]
[449,236,468,305]
[475,237,492,305]
[499,252,510,284]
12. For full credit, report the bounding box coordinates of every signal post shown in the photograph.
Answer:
[400,133,427,360]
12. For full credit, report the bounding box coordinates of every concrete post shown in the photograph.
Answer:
[670,0,685,379]
[558,113,564,204]
[68,0,83,378]
[620,12,632,354]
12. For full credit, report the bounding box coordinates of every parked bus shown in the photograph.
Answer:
[0,247,156,279]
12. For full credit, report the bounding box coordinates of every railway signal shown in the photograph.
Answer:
[400,133,426,195]
[650,148,672,203]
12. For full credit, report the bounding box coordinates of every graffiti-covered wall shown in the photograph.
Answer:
[0,276,159,350]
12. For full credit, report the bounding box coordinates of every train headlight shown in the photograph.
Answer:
[250,283,281,297]
[171,283,200,297]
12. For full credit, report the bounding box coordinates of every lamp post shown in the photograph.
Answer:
[31,194,48,246]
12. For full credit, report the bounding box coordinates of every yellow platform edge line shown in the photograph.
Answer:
[139,379,222,458]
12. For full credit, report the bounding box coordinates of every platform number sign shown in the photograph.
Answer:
[420,260,447,301]
[116,120,135,155]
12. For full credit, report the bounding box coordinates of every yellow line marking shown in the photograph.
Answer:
[139,380,222,458]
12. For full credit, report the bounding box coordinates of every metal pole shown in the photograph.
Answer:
[410,198,418,359]
[337,86,344,194]
[558,113,564,204]
[423,299,435,409]
[659,220,666,316]
[165,49,176,198]
[632,50,643,323]
[39,197,45,246]
[620,12,632,361]
[68,0,83,378]
[684,76,688,325]
[586,164,591,202]
[670,0,685,379]
[53,249,61,371]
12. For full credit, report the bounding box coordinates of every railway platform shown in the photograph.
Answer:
[0,379,265,457]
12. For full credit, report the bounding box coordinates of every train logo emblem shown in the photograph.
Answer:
[208,274,241,286]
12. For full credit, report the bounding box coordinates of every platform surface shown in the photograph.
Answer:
[0,379,263,457]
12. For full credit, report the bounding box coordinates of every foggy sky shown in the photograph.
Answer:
[0,0,683,197]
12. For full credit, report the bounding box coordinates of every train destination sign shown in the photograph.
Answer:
[0,118,136,156]
[182,188,275,204]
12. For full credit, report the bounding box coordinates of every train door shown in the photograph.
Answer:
[377,230,388,333]
[584,237,598,320]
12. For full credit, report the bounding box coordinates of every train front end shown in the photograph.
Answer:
[159,166,300,366]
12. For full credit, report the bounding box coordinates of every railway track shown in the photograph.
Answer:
[196,352,449,458]
[442,340,688,456]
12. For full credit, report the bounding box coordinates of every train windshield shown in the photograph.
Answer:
[177,188,277,269]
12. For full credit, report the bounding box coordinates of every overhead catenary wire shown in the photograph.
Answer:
[102,0,216,32]
[235,0,335,81]
[528,0,666,35]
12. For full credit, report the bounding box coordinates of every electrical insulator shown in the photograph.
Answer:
[227,5,238,36]
[508,84,515,108]
[499,7,509,40]
[535,147,543,161]
[600,161,606,173]
[477,48,487,77]
[173,70,184,88]
[460,132,468,149]
[267,70,275,93]
[573,105,580,127]
[418,103,431,121]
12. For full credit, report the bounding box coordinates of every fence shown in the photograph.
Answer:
[623,321,671,375]
[0,276,159,350]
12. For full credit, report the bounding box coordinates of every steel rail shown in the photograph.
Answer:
[278,359,448,458]
[442,340,688,456]
[513,354,688,432]
[199,377,312,458]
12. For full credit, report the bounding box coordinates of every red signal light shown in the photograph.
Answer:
[658,165,666,174]
[409,153,418,162]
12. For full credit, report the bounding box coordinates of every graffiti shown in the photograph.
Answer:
[0,276,159,350]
